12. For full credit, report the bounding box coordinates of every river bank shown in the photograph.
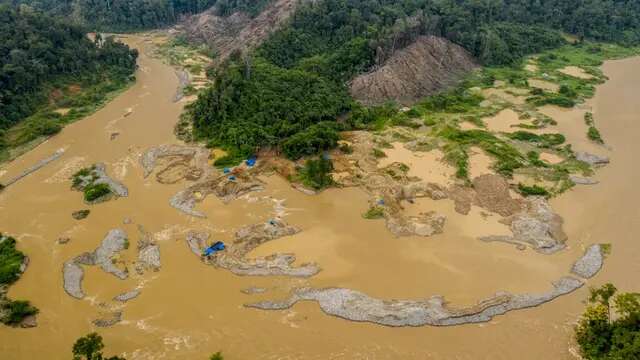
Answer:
[0,33,639,359]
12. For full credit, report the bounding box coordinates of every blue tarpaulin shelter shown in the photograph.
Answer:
[245,156,257,167]
[203,241,225,256]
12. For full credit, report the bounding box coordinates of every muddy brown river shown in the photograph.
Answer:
[1,35,639,359]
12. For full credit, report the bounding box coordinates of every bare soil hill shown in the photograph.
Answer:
[349,36,478,106]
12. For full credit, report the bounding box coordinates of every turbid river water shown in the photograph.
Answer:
[1,35,639,359]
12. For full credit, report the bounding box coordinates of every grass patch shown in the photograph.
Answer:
[507,131,566,147]
[83,183,112,202]
[517,183,550,196]
[584,112,604,143]
[438,127,526,177]
[372,148,387,158]
[362,206,385,219]
[587,126,604,143]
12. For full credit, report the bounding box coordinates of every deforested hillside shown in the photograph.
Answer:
[350,36,478,106]
[180,0,296,63]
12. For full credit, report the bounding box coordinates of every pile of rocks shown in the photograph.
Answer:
[62,229,129,299]
[480,196,567,253]
[247,276,584,327]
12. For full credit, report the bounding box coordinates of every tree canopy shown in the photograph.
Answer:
[2,0,219,31]
[0,5,137,131]
[576,283,640,359]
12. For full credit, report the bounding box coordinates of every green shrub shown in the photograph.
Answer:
[210,352,224,360]
[363,206,384,219]
[508,131,566,147]
[84,183,112,202]
[0,235,25,285]
[420,88,483,113]
[439,127,525,176]
[213,147,251,168]
[372,148,386,158]
[588,126,604,143]
[1,300,38,325]
[584,112,594,125]
[517,183,549,196]
[298,157,334,190]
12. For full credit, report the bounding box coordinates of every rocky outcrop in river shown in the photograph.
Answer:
[170,173,264,217]
[62,229,129,299]
[571,244,605,279]
[246,276,584,327]
[186,219,320,277]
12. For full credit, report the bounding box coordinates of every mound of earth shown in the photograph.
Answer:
[180,0,297,63]
[349,36,478,106]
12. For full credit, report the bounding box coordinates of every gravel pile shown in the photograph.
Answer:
[62,229,129,300]
[114,290,141,302]
[480,196,567,254]
[576,152,609,166]
[247,276,584,327]
[571,244,604,279]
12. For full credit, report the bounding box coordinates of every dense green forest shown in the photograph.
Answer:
[3,0,272,31]
[188,0,640,162]
[2,0,218,31]
[0,5,137,158]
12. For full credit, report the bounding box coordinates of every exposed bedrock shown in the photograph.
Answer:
[571,244,604,279]
[170,173,264,218]
[186,219,320,277]
[246,277,584,327]
[62,229,129,299]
